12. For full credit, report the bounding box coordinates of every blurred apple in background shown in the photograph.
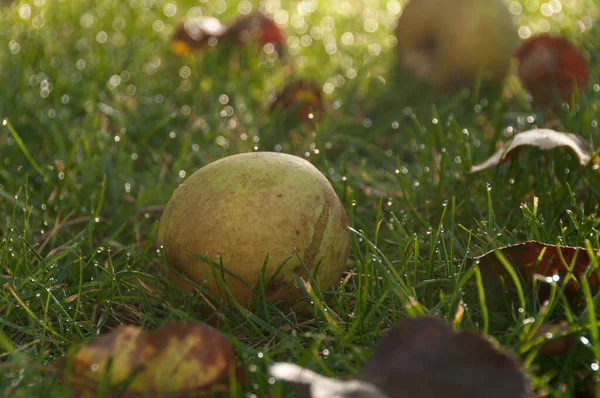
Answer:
[394,0,518,88]
[225,12,286,57]
[516,34,588,107]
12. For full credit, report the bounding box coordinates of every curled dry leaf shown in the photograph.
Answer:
[469,129,591,173]
[171,12,284,57]
[475,240,598,299]
[517,34,588,106]
[269,363,386,398]
[271,79,324,124]
[271,317,531,398]
[62,321,242,397]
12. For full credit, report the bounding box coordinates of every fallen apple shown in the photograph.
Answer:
[158,152,351,308]
[394,0,518,87]
[225,12,286,56]
[516,34,589,106]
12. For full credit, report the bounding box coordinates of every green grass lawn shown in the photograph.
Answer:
[1,0,600,396]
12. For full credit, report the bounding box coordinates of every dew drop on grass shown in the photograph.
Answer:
[581,336,590,346]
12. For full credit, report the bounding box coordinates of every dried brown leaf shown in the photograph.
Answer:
[271,317,531,398]
[63,321,242,397]
[469,129,591,173]
[171,12,284,57]
[475,240,598,299]
[356,317,531,398]
[271,79,325,123]
[171,17,227,56]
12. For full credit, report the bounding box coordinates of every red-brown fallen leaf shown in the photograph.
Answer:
[517,34,588,106]
[475,241,598,297]
[271,79,324,123]
[356,317,531,397]
[469,129,591,173]
[171,17,227,56]
[61,321,243,397]
[271,317,531,398]
[531,322,573,356]
[171,12,285,57]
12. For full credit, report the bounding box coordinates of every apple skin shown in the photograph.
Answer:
[158,152,351,308]
[516,34,588,106]
[225,12,285,53]
[395,0,518,87]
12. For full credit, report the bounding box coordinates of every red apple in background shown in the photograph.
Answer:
[225,12,286,57]
[516,34,589,106]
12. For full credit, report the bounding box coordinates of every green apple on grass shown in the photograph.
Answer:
[158,152,351,308]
